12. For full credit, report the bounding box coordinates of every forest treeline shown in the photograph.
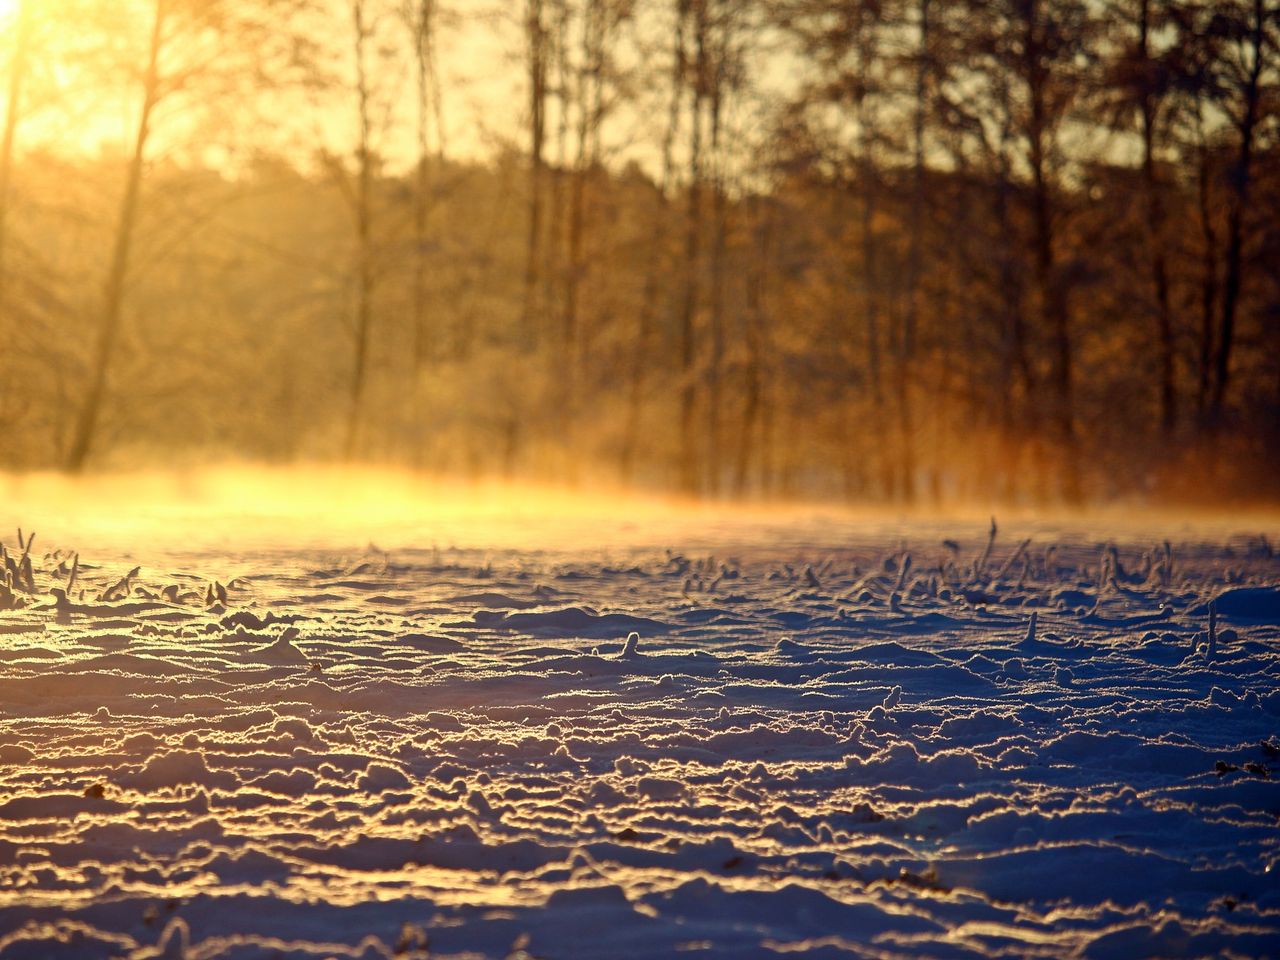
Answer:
[0,0,1276,505]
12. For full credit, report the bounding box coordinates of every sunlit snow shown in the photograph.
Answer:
[1,493,1278,959]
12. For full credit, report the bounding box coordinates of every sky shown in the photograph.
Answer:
[0,0,525,172]
[0,0,800,185]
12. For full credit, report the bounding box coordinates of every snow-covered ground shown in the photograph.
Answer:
[1,501,1279,959]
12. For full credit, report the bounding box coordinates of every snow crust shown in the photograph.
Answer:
[1,520,1278,958]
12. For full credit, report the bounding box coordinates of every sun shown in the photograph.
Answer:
[0,0,25,30]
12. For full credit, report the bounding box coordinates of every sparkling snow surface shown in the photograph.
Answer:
[2,513,1279,959]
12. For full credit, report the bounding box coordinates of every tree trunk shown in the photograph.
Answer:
[677,0,706,495]
[896,0,929,504]
[706,5,728,497]
[410,0,440,370]
[1025,0,1079,503]
[1194,103,1218,418]
[735,196,770,497]
[995,77,1034,430]
[1137,0,1175,435]
[548,0,570,338]
[65,0,166,472]
[1209,0,1264,423]
[857,54,888,500]
[0,0,32,322]
[620,0,684,481]
[521,0,548,346]
[564,0,603,365]
[344,0,376,460]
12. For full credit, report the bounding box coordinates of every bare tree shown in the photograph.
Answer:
[1136,0,1172,435]
[563,0,610,361]
[522,0,549,345]
[677,0,708,495]
[866,15,892,497]
[65,0,167,472]
[704,0,739,496]
[342,0,378,459]
[1206,0,1275,423]
[0,0,33,323]
[65,0,315,471]
[896,0,932,503]
[402,0,446,370]
[953,0,1093,501]
[734,191,773,496]
[621,2,687,480]
[1023,0,1092,502]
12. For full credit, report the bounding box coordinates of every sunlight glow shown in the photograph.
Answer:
[2,467,1274,557]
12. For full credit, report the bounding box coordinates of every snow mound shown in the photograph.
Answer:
[126,750,237,791]
[250,634,309,665]
[1214,585,1280,623]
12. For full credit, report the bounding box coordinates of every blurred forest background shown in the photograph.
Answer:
[0,0,1276,505]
